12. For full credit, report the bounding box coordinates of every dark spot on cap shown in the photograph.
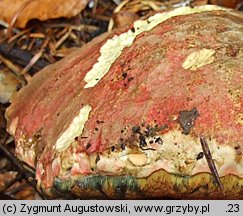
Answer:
[121,143,126,150]
[178,107,199,135]
[196,152,204,160]
[131,27,135,33]
[86,143,91,150]
[139,135,147,147]
[95,155,100,164]
[234,146,241,155]
[132,126,141,133]
[159,124,168,131]
[128,77,134,82]
[122,72,127,80]
[115,184,127,199]
[155,137,163,144]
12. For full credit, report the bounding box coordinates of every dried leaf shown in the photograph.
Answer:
[14,184,37,200]
[0,69,22,104]
[190,0,208,6]
[53,47,79,57]
[0,171,17,190]
[113,11,139,28]
[210,0,240,8]
[0,0,89,28]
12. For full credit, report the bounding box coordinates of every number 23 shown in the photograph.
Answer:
[227,204,239,212]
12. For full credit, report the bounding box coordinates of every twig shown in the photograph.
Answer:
[7,0,33,36]
[0,172,23,193]
[0,54,24,80]
[236,0,243,10]
[200,135,224,190]
[92,0,99,14]
[112,0,121,5]
[0,139,47,199]
[108,0,130,31]
[0,193,15,200]
[7,29,31,43]
[55,29,71,50]
[0,142,32,179]
[5,181,28,195]
[141,1,161,10]
[20,32,50,75]
[0,19,20,34]
[0,43,49,74]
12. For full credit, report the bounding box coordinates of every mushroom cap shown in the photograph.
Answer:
[6,5,243,198]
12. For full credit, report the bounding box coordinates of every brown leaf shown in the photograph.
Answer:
[0,69,22,104]
[0,103,7,130]
[0,171,17,190]
[190,0,208,6]
[0,0,89,28]
[113,11,139,28]
[210,0,240,8]
[14,185,37,200]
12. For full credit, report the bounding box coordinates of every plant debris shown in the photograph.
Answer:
[0,0,90,29]
[200,135,224,190]
[178,107,199,135]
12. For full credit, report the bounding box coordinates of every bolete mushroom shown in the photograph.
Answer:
[6,5,243,199]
